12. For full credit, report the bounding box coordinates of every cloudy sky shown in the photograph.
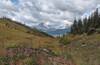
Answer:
[0,0,100,30]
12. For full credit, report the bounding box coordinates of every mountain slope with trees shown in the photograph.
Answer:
[59,8,100,65]
[0,8,100,65]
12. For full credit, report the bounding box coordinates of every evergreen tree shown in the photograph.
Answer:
[77,19,83,34]
[70,19,78,34]
[83,17,88,33]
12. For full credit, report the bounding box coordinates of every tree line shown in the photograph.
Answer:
[70,8,100,35]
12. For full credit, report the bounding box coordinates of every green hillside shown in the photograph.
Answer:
[57,9,100,65]
[0,18,74,65]
[0,17,100,65]
[0,18,55,48]
[63,34,100,65]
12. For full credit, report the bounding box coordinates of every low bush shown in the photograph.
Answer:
[59,36,70,45]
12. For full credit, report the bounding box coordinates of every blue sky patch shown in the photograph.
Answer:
[11,0,19,5]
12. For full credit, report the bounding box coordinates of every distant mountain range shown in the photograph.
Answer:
[35,22,70,36]
[46,28,70,36]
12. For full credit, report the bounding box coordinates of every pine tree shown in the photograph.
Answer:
[70,19,78,34]
[83,17,88,33]
[94,8,99,28]
[77,19,83,34]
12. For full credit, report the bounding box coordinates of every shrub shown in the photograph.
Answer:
[59,36,70,45]
[23,56,38,65]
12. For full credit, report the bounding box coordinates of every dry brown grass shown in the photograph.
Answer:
[0,19,57,49]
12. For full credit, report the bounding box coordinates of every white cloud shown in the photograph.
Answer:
[0,0,100,30]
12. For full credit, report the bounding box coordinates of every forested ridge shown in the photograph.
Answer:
[70,8,100,35]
